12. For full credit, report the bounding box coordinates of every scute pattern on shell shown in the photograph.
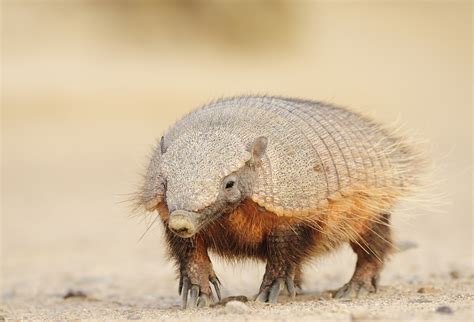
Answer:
[157,95,420,216]
[162,130,251,212]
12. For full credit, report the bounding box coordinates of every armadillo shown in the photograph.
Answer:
[139,95,424,308]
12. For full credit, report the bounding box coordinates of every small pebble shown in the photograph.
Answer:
[449,270,460,279]
[211,295,248,307]
[436,306,453,314]
[410,298,432,303]
[225,300,250,313]
[220,295,248,304]
[417,286,436,294]
[63,290,87,299]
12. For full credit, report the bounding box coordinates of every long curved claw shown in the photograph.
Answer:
[197,293,211,307]
[285,276,296,298]
[334,283,356,299]
[256,288,270,302]
[179,275,183,295]
[181,283,214,309]
[181,277,190,309]
[210,276,222,301]
[188,285,200,308]
[268,278,284,303]
[334,280,375,299]
[256,272,298,303]
[372,274,380,292]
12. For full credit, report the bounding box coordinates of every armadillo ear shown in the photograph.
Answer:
[160,136,167,154]
[251,136,268,162]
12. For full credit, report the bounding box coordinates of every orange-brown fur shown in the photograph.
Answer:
[158,189,394,265]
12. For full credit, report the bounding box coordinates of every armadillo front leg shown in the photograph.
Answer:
[165,231,221,308]
[256,224,313,303]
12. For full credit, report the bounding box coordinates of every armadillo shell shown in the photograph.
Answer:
[161,96,417,217]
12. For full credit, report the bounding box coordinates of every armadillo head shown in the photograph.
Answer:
[147,130,268,238]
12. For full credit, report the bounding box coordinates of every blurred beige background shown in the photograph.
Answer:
[1,0,472,320]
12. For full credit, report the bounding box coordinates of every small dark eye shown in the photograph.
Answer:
[225,181,235,189]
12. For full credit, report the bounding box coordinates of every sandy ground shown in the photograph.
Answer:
[1,1,473,321]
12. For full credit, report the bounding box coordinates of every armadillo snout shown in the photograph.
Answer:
[168,210,198,238]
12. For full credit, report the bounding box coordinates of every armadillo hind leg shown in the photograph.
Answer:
[293,263,304,295]
[334,213,393,299]
[256,224,314,303]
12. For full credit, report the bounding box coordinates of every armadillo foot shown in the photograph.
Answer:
[256,275,296,304]
[179,274,221,309]
[333,274,378,299]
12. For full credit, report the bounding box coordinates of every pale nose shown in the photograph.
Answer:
[168,211,196,238]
